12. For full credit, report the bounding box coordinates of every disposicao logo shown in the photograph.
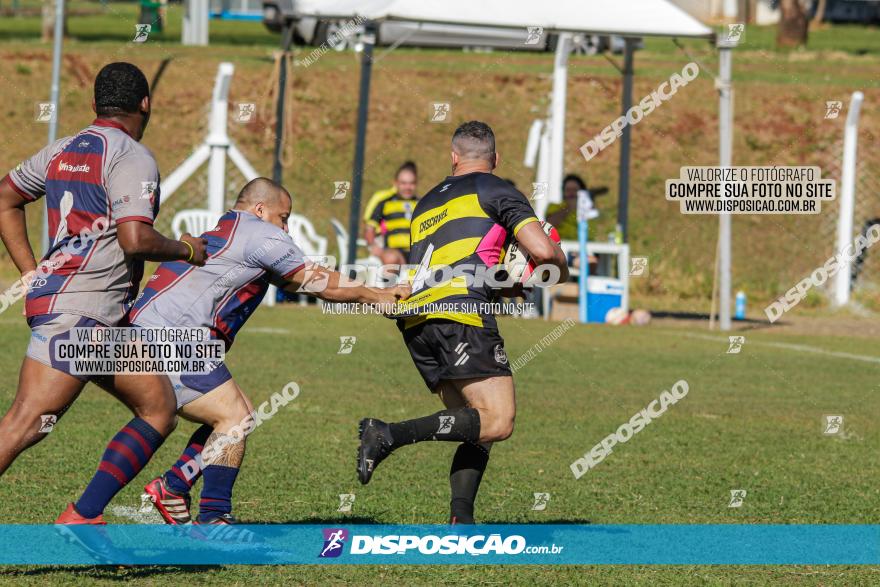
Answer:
[319,528,348,558]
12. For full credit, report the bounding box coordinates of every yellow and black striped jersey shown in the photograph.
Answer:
[366,192,418,252]
[396,172,538,331]
[363,187,396,224]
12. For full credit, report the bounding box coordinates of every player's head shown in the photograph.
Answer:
[394,160,417,199]
[563,174,587,201]
[451,120,498,173]
[93,62,151,140]
[234,177,292,232]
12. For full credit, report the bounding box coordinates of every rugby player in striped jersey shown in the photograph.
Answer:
[357,121,568,523]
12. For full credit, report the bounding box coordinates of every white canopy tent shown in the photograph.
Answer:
[294,0,733,327]
[302,0,712,37]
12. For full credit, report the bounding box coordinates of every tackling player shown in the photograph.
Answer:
[356,121,568,523]
[130,178,408,525]
[0,62,208,523]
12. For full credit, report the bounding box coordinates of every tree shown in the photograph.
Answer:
[777,0,809,48]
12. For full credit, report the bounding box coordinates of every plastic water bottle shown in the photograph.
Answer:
[735,291,746,320]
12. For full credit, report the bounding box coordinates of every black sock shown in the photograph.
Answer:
[388,408,481,449]
[449,442,490,524]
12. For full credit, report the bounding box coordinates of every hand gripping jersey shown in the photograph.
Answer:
[2,119,161,325]
[128,210,306,349]
[398,172,538,331]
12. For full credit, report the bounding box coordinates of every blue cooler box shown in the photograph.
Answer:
[586,277,625,323]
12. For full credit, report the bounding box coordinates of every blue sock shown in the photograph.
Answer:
[165,424,213,494]
[198,465,239,521]
[75,418,164,519]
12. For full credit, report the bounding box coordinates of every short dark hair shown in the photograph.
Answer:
[396,160,417,178]
[452,120,496,163]
[563,174,587,191]
[94,62,150,116]
[236,177,290,207]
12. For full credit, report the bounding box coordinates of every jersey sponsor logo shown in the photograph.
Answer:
[57,161,90,173]
[271,250,295,267]
[111,196,131,209]
[418,209,448,233]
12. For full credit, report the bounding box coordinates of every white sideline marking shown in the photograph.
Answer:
[670,332,880,364]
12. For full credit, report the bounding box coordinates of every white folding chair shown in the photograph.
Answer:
[171,209,221,240]
[287,214,330,305]
[290,214,329,259]
[329,218,382,285]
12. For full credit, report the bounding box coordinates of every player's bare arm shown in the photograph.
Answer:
[116,221,208,266]
[513,221,570,283]
[0,182,38,275]
[364,224,382,257]
[0,63,182,528]
[285,264,410,305]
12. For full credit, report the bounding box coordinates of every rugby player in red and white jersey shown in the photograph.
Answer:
[0,62,207,524]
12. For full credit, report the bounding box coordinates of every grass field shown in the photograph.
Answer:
[0,306,876,584]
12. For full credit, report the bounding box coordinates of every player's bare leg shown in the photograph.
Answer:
[60,372,177,522]
[106,372,179,436]
[437,376,515,523]
[358,375,516,516]
[150,379,252,524]
[438,376,516,442]
[0,358,86,477]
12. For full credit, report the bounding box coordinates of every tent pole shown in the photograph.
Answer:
[617,37,635,243]
[347,21,376,271]
[273,23,295,185]
[42,0,65,254]
[717,41,734,331]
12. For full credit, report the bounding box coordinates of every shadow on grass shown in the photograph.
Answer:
[0,565,220,579]
[264,516,381,525]
[480,519,595,525]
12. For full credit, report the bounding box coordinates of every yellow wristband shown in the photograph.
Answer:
[181,240,194,262]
